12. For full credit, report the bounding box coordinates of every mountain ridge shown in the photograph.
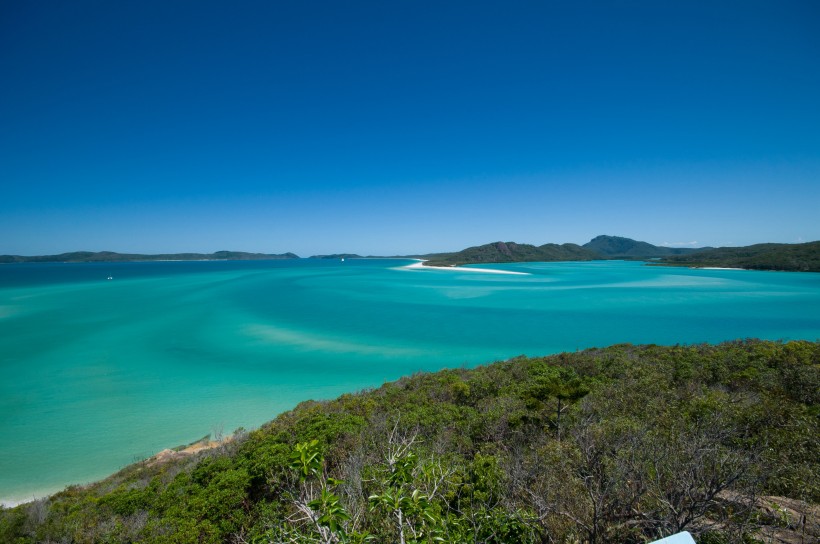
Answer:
[582,234,705,258]
[423,235,697,266]
[423,235,820,271]
[422,241,598,266]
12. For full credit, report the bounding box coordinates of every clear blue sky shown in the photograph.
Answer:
[2,1,819,256]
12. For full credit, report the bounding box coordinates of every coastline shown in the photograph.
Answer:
[1,488,58,509]
[648,263,751,271]
[4,260,817,514]
[1,437,230,509]
[399,260,530,275]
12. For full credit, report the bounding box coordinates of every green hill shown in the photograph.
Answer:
[2,340,817,543]
[421,236,820,272]
[0,251,300,263]
[423,235,702,266]
[582,235,703,258]
[424,241,597,266]
[657,241,820,272]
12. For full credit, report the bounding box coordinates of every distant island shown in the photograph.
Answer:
[583,234,707,258]
[0,250,300,264]
[308,253,363,260]
[3,236,819,272]
[425,235,820,272]
[653,241,820,272]
[422,235,704,266]
[423,241,597,265]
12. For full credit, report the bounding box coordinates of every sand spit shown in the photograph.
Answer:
[400,260,530,275]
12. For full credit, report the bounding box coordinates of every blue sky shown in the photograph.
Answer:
[2,1,819,256]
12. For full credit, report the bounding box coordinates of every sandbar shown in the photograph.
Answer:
[400,260,530,275]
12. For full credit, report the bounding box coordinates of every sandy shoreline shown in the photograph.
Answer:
[1,491,55,508]
[399,260,530,275]
[2,498,26,508]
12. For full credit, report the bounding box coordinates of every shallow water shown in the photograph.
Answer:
[1,259,819,503]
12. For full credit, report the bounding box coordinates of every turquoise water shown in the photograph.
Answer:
[1,259,819,504]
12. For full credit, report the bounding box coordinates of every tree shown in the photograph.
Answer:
[525,366,590,440]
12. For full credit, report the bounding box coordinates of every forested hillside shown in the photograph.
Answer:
[1,341,818,543]
[582,235,703,258]
[424,241,597,266]
[420,237,820,271]
[421,235,699,266]
[657,242,820,272]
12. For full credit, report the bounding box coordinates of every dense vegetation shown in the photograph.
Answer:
[422,237,820,271]
[582,235,704,259]
[0,251,299,263]
[2,340,818,543]
[424,241,597,266]
[656,242,820,272]
[423,236,701,267]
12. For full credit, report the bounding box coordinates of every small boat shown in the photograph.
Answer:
[341,258,345,262]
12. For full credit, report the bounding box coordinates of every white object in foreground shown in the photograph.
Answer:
[650,532,696,544]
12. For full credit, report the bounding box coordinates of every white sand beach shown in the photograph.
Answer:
[400,260,530,275]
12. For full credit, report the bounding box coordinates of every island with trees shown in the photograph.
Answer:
[0,251,300,264]
[424,235,820,272]
[654,241,820,272]
[4,236,819,272]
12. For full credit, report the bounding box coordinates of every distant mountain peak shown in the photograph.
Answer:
[494,242,515,257]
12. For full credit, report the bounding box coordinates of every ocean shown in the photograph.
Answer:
[1,258,818,504]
